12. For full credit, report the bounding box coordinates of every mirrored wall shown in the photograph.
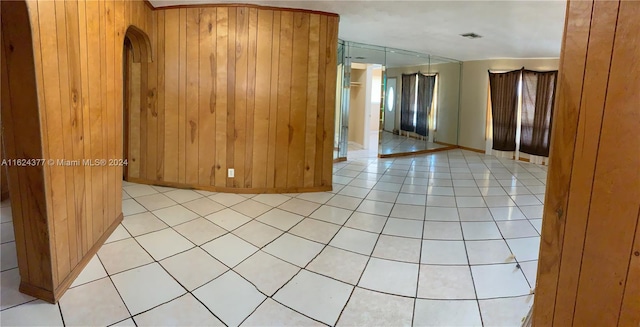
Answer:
[333,41,462,160]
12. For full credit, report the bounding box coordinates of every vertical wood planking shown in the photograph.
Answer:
[251,9,273,188]
[198,8,216,185]
[76,0,93,252]
[274,11,293,189]
[533,1,592,324]
[619,213,640,325]
[128,56,141,179]
[322,17,338,186]
[137,7,148,181]
[99,0,109,238]
[287,12,309,188]
[233,7,248,188]
[63,0,86,261]
[552,1,619,324]
[122,5,338,193]
[244,8,257,188]
[0,28,37,284]
[265,11,281,188]
[572,0,639,323]
[214,7,228,187]
[185,8,200,184]
[534,0,640,325]
[145,5,158,183]
[178,9,187,183]
[225,8,237,188]
[10,0,159,301]
[7,3,341,302]
[28,0,55,287]
[163,9,179,182]
[114,0,124,218]
[55,0,80,281]
[156,11,165,181]
[38,0,72,286]
[105,0,116,231]
[3,0,53,289]
[303,14,320,188]
[314,15,328,187]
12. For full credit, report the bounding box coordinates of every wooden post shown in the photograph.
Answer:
[533,0,640,325]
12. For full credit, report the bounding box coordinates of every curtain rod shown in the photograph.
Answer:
[488,67,558,74]
[487,67,524,74]
[401,72,438,76]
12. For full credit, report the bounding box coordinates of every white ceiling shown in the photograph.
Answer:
[149,0,567,61]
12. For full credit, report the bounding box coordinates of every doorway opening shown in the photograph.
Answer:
[346,63,384,159]
[122,26,152,181]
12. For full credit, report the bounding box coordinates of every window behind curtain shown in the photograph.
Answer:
[520,70,558,157]
[416,74,436,136]
[400,74,417,132]
[489,69,521,151]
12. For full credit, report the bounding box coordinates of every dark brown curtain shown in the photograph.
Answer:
[416,74,436,136]
[400,74,417,132]
[489,69,521,151]
[520,70,557,157]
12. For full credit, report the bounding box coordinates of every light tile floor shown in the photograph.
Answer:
[0,149,545,326]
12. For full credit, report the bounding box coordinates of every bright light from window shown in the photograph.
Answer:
[387,87,394,111]
[413,77,419,128]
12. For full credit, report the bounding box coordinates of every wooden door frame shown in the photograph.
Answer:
[122,26,152,181]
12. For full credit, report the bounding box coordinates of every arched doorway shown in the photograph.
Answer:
[122,26,152,180]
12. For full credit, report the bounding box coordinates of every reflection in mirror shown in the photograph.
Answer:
[333,41,461,160]
[338,43,387,159]
[382,50,461,157]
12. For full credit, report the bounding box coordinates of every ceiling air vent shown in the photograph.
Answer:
[355,56,366,60]
[460,32,482,39]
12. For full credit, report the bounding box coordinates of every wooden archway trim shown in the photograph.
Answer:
[124,25,152,63]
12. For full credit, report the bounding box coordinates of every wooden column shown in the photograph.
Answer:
[533,0,640,325]
[2,0,153,303]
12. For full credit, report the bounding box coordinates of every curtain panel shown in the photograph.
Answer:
[520,70,558,157]
[489,69,521,151]
[400,74,417,132]
[416,74,436,136]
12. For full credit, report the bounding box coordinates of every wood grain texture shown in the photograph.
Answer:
[532,0,592,324]
[1,0,154,302]
[177,9,187,184]
[274,11,293,189]
[214,7,228,188]
[233,7,247,188]
[287,12,309,188]
[185,8,200,185]
[156,10,165,181]
[149,2,339,18]
[2,0,52,292]
[266,10,281,188]
[571,0,639,323]
[322,17,339,187]
[534,0,640,325]
[162,9,179,182]
[126,4,338,192]
[251,9,273,188]
[198,8,216,186]
[552,1,619,324]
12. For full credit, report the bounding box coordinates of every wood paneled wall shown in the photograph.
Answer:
[1,0,152,302]
[1,138,8,201]
[125,5,339,192]
[534,0,640,325]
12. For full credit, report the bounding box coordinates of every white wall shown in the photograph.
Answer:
[348,67,366,147]
[458,58,559,150]
[370,67,382,132]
